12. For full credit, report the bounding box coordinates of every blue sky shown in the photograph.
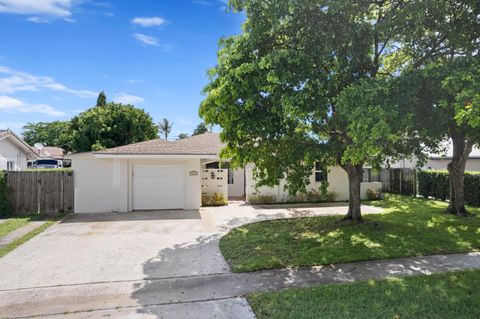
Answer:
[0,0,244,138]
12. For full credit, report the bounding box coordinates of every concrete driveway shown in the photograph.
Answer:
[0,202,383,318]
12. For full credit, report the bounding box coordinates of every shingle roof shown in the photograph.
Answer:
[38,146,65,159]
[0,129,38,157]
[95,132,224,156]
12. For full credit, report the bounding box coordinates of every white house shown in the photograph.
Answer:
[0,129,38,171]
[390,142,480,171]
[68,132,381,213]
[425,145,480,171]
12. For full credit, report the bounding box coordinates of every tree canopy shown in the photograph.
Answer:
[201,0,423,222]
[96,91,107,107]
[158,118,174,140]
[192,122,209,136]
[22,121,73,151]
[70,102,158,152]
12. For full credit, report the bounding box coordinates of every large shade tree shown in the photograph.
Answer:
[201,0,421,222]
[22,121,73,151]
[70,102,158,152]
[397,0,480,216]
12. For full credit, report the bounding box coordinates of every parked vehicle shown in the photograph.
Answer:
[31,159,64,169]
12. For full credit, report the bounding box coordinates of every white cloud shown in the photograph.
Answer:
[132,33,159,46]
[0,0,84,22]
[126,79,143,84]
[0,95,66,116]
[27,16,52,23]
[0,65,97,98]
[0,95,23,108]
[132,16,166,27]
[113,92,145,105]
[0,121,26,130]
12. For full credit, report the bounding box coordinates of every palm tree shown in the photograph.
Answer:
[158,118,173,140]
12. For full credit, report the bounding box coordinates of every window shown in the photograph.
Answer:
[363,168,380,182]
[363,169,371,182]
[314,162,327,182]
[6,161,14,171]
[228,169,234,184]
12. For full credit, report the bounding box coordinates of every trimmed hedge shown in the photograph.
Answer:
[418,170,480,206]
[0,171,9,215]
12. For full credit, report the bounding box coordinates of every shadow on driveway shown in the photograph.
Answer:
[61,210,201,223]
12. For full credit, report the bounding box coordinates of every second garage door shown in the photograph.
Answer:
[132,165,183,210]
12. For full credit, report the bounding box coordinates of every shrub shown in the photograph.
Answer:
[202,192,228,206]
[0,171,10,215]
[248,194,277,205]
[367,189,382,201]
[418,170,480,206]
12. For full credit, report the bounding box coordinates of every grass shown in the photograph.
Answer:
[220,194,480,272]
[247,269,480,319]
[0,214,64,259]
[0,217,32,237]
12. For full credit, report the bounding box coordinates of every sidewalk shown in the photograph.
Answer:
[1,252,479,318]
[0,221,46,249]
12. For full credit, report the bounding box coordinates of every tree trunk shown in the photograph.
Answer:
[342,164,364,223]
[446,133,473,217]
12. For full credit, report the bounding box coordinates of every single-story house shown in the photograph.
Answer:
[390,142,480,171]
[425,145,480,171]
[37,146,65,159]
[0,129,38,171]
[68,132,382,213]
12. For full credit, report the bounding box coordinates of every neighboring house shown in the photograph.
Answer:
[0,129,38,171]
[425,145,480,171]
[390,142,480,171]
[68,132,381,213]
[38,146,65,159]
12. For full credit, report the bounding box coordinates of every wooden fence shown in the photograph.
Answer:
[6,171,74,215]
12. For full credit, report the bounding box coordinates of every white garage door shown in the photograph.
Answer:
[133,165,183,210]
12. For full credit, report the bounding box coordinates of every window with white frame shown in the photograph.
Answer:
[314,162,327,182]
[6,161,15,171]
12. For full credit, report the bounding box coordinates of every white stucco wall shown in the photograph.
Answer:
[228,168,245,197]
[246,164,382,203]
[201,169,228,197]
[71,154,202,213]
[0,138,29,171]
[425,159,480,171]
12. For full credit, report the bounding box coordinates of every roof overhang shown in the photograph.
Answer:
[93,153,218,159]
[430,157,480,160]
[1,133,38,159]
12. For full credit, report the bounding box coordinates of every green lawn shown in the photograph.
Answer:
[247,270,480,319]
[220,194,480,272]
[0,214,64,258]
[0,217,33,237]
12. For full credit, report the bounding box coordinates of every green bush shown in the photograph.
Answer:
[248,194,277,205]
[202,192,228,206]
[418,170,480,206]
[0,171,10,215]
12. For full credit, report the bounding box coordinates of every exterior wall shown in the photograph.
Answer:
[228,167,245,197]
[0,138,29,171]
[246,164,382,203]
[72,154,202,213]
[201,169,228,197]
[425,159,480,171]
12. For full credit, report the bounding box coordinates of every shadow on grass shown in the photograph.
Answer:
[220,194,480,272]
[247,269,480,319]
